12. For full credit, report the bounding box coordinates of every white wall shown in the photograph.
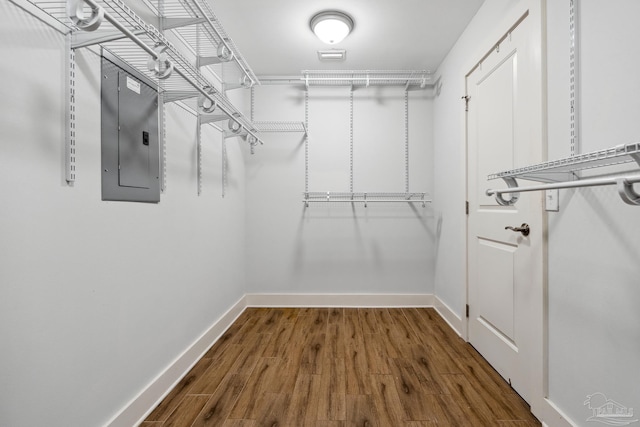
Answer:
[0,3,247,426]
[546,0,640,424]
[245,84,435,295]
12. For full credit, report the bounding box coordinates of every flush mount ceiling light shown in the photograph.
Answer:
[310,11,354,45]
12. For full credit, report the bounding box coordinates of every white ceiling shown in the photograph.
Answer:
[211,0,485,76]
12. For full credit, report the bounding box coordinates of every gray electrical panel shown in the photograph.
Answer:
[101,52,160,203]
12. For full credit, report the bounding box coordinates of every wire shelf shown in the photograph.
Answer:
[486,142,640,206]
[144,0,259,86]
[303,192,431,206]
[489,142,640,183]
[27,0,259,135]
[301,70,432,88]
[254,121,306,133]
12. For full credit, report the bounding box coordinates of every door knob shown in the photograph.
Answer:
[505,223,530,236]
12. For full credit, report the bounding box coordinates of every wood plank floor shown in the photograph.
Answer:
[141,308,541,427]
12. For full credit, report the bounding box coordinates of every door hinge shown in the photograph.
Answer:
[465,201,469,215]
[462,95,470,112]
[466,304,470,318]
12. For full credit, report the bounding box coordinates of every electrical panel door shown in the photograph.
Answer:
[101,53,160,203]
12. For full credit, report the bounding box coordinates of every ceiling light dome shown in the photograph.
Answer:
[310,11,354,45]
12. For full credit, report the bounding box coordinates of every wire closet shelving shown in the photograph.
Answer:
[302,70,432,89]
[303,192,431,208]
[31,0,259,133]
[22,0,265,188]
[486,142,640,206]
[296,77,431,208]
[258,70,433,90]
[253,121,308,133]
[143,0,258,88]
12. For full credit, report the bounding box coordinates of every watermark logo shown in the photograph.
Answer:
[584,392,638,426]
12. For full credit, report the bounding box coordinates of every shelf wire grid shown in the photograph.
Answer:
[489,142,640,183]
[148,0,259,86]
[166,0,260,84]
[303,192,431,203]
[301,70,432,88]
[253,121,306,133]
[27,0,259,135]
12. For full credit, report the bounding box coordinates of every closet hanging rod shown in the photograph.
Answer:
[302,77,427,82]
[257,78,430,85]
[486,174,640,206]
[302,199,430,203]
[257,71,432,88]
[81,0,263,145]
[302,200,431,208]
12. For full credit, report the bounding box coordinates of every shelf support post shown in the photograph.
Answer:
[65,32,76,185]
[405,89,409,193]
[350,87,354,193]
[569,0,581,157]
[304,89,309,194]
[197,115,203,195]
[159,91,167,193]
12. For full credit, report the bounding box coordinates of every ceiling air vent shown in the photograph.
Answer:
[317,49,346,61]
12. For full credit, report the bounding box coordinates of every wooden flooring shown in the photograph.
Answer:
[141,308,541,426]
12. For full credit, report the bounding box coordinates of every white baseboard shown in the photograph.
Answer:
[244,293,434,308]
[433,295,463,336]
[105,295,247,427]
[536,397,579,427]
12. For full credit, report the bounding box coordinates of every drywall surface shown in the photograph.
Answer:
[546,0,640,423]
[432,0,529,320]
[0,3,247,426]
[245,84,435,295]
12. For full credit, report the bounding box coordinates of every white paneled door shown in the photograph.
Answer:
[466,12,543,405]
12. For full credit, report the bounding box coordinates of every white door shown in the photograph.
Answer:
[466,13,543,404]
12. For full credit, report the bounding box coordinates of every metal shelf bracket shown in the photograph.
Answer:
[70,29,145,49]
[68,0,104,31]
[617,177,640,206]
[147,43,174,79]
[164,90,199,103]
[161,16,206,30]
[493,177,520,206]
